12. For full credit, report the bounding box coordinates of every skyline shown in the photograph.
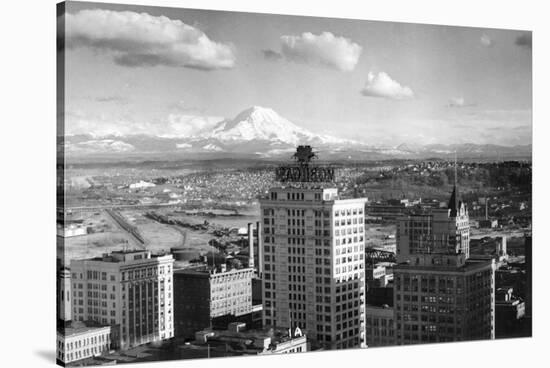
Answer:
[62,1,532,148]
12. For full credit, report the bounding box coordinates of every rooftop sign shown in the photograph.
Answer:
[275,146,335,183]
[275,165,335,183]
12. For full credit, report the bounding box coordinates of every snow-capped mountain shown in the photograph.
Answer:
[176,106,365,156]
[62,106,532,160]
[210,106,315,145]
[205,106,361,149]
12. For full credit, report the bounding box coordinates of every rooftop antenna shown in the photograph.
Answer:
[288,307,292,335]
[454,150,458,188]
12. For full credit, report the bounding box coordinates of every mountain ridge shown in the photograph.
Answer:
[63,106,532,160]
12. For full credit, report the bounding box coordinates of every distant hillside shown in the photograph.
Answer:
[62,106,531,162]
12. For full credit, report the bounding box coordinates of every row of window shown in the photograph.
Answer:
[121,265,171,281]
[334,218,363,226]
[60,343,110,363]
[335,226,364,235]
[72,271,117,282]
[335,236,364,246]
[63,334,109,351]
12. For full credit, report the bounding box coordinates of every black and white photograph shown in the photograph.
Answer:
[50,0,538,366]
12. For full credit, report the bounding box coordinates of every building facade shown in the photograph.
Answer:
[393,186,495,345]
[393,257,495,344]
[396,187,470,261]
[173,266,254,338]
[70,250,174,349]
[365,305,395,347]
[260,176,367,349]
[57,322,111,365]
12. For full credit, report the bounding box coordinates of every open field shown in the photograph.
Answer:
[60,211,142,262]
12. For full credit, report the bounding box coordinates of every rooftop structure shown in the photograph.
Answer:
[194,322,307,355]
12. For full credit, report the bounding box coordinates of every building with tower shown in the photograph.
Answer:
[393,183,495,345]
[396,185,470,262]
[259,146,367,350]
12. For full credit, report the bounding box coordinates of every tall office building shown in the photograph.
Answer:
[393,185,495,345]
[70,250,175,349]
[260,146,367,349]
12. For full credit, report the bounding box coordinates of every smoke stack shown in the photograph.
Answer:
[256,221,263,276]
[485,199,488,220]
[247,223,255,269]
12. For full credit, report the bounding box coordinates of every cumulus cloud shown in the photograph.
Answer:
[266,32,362,71]
[480,34,493,47]
[515,33,532,49]
[360,72,414,100]
[65,9,236,70]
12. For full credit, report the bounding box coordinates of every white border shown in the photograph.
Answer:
[1,0,547,367]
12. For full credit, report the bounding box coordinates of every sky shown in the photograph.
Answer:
[62,1,532,147]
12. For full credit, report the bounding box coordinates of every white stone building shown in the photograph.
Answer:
[260,183,367,349]
[70,250,174,349]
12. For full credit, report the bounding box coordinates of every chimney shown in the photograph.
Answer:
[256,221,263,276]
[247,223,255,269]
[485,199,489,220]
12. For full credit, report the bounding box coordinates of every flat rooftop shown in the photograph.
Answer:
[394,258,494,273]
[58,321,110,337]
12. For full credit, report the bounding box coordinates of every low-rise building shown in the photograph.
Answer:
[57,223,87,238]
[479,219,498,229]
[194,322,307,355]
[129,180,156,189]
[57,321,112,365]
